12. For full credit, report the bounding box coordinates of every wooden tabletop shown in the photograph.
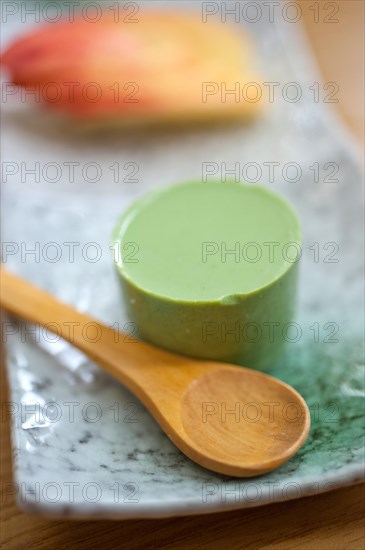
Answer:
[1,1,364,548]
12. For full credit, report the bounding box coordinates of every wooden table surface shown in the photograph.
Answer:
[1,1,364,548]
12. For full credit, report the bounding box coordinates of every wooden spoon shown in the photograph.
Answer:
[1,269,310,477]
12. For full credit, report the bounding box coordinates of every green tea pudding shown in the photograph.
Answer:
[113,181,301,369]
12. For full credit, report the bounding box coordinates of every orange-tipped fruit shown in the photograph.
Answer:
[1,11,263,126]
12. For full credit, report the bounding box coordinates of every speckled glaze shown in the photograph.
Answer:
[1,6,364,518]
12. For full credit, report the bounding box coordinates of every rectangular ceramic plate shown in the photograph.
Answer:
[1,1,364,518]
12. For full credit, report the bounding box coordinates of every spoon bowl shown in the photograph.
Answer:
[180,366,309,476]
[0,268,310,477]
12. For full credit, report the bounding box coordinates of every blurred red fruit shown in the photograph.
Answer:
[1,11,262,125]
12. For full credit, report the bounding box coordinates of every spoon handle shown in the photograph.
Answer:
[0,268,186,393]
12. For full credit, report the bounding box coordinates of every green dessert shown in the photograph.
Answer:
[113,181,301,369]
